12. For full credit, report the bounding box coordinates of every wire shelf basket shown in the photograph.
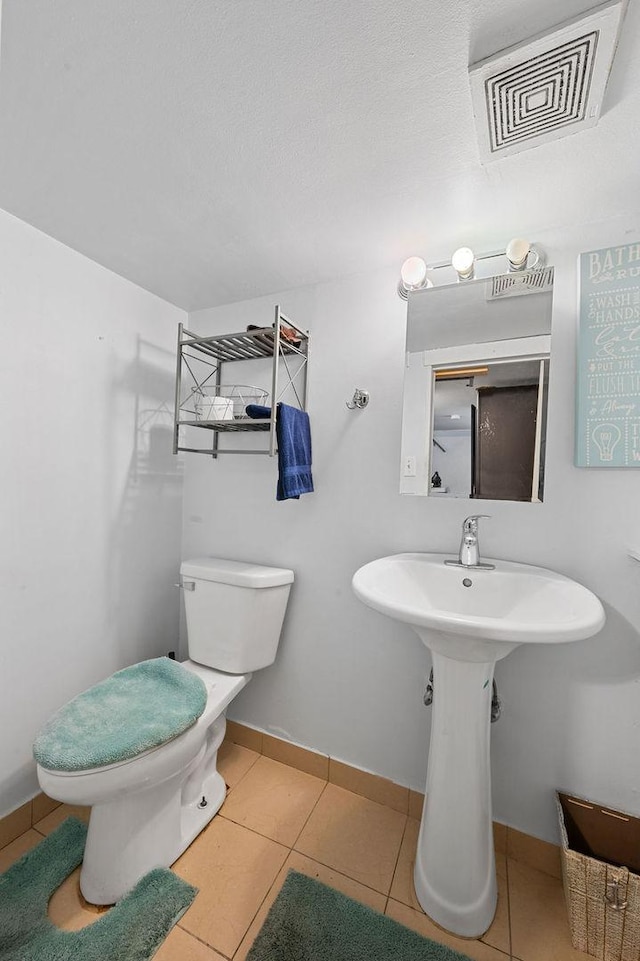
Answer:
[193,384,269,421]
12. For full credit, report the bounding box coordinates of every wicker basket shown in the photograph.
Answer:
[557,792,640,960]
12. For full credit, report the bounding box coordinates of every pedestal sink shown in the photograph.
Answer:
[352,553,605,938]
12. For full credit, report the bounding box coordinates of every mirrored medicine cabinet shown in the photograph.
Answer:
[400,267,554,502]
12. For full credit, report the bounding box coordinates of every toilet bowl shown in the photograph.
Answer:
[34,558,294,905]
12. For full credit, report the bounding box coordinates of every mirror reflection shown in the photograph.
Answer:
[431,358,549,500]
[400,268,554,503]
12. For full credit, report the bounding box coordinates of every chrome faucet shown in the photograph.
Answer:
[445,515,495,570]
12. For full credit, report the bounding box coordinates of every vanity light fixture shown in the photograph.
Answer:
[397,256,432,300]
[396,242,545,295]
[451,247,475,281]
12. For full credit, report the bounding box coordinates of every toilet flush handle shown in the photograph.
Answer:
[175,580,196,591]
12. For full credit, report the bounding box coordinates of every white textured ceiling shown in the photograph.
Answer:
[0,0,638,309]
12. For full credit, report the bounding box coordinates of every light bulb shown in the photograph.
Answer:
[506,238,531,271]
[451,247,475,280]
[397,256,431,299]
[400,257,428,288]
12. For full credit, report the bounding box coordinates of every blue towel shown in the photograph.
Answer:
[276,403,313,500]
[245,403,314,500]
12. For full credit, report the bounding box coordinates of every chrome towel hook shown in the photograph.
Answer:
[346,388,369,410]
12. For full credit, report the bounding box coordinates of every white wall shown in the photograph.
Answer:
[183,211,640,845]
[0,208,185,817]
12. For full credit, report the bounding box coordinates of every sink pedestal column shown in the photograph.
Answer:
[353,552,605,937]
[414,648,497,938]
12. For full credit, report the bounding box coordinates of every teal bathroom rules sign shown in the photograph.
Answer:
[576,241,640,467]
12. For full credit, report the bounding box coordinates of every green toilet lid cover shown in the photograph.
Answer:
[33,657,208,772]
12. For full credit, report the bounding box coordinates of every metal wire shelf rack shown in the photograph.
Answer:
[173,306,309,457]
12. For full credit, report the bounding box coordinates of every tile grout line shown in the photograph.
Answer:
[219,779,332,959]
[477,850,511,957]
[386,812,410,906]
[176,920,233,959]
[277,782,426,907]
[285,768,403,900]
[223,832,297,959]
[222,747,262,797]
[505,855,514,961]
[217,770,328,850]
[288,844,394,901]
[217,810,291,850]
[288,777,329,849]
[229,874,281,959]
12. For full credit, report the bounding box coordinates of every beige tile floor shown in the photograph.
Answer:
[0,741,592,961]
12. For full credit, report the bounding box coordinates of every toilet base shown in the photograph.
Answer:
[79,717,228,905]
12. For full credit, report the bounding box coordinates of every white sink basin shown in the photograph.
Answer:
[352,552,605,937]
[352,552,605,660]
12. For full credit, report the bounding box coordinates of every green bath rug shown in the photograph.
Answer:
[246,870,473,961]
[0,817,197,960]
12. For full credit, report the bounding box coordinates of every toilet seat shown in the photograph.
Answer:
[33,657,208,773]
[38,729,191,778]
[36,662,249,801]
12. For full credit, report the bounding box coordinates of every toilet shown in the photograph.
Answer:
[34,557,294,905]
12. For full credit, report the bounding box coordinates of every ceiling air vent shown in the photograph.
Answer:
[469,1,624,163]
[488,267,555,300]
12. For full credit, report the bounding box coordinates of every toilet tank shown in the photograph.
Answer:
[179,558,294,673]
